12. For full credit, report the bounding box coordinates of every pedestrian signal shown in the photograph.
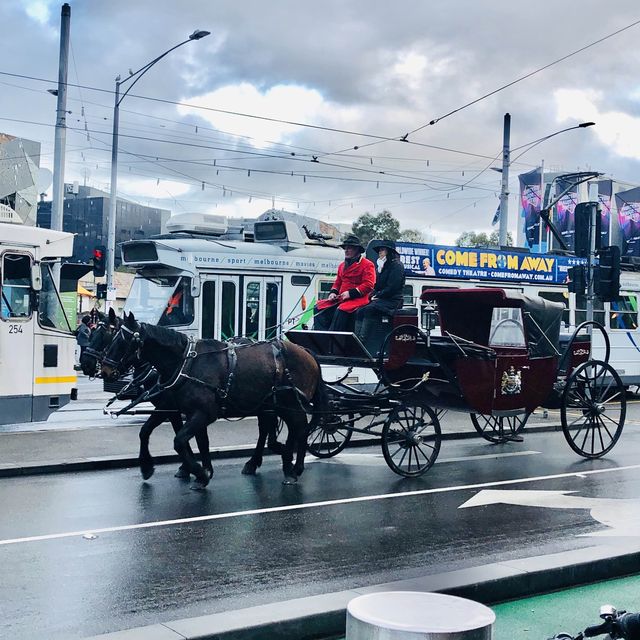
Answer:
[92,245,106,278]
[96,283,107,300]
[567,265,587,294]
[595,246,621,302]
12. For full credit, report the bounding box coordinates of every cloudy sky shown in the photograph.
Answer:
[2,0,640,243]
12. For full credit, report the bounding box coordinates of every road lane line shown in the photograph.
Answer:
[2,462,640,547]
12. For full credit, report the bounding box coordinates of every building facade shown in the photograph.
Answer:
[37,184,170,264]
[0,133,41,226]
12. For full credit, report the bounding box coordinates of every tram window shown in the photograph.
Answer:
[291,275,311,287]
[538,291,570,328]
[403,284,414,306]
[38,262,70,331]
[201,281,215,339]
[221,281,236,340]
[489,307,526,348]
[245,281,261,340]
[575,293,605,327]
[610,296,638,330]
[266,282,279,340]
[318,279,334,301]
[158,277,194,327]
[1,254,32,319]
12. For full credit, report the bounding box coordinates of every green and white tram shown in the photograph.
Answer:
[120,216,343,342]
[0,221,79,424]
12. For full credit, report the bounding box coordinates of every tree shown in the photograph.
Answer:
[399,228,425,243]
[456,230,513,247]
[352,210,400,246]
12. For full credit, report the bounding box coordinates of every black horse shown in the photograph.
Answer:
[79,311,213,482]
[100,312,325,487]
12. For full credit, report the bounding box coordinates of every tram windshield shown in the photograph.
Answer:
[124,274,194,326]
[38,261,73,331]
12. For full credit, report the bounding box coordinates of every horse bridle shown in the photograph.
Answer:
[102,323,143,379]
[84,321,117,361]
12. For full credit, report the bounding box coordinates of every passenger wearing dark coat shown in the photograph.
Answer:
[355,240,405,348]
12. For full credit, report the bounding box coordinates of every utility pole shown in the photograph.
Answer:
[498,113,511,247]
[50,3,71,232]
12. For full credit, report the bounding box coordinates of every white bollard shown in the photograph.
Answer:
[346,591,495,640]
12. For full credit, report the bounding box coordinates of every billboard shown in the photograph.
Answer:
[597,179,613,247]
[615,186,640,257]
[553,177,579,251]
[397,243,585,285]
[519,169,542,251]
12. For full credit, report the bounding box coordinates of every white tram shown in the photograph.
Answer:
[118,214,640,387]
[0,221,79,424]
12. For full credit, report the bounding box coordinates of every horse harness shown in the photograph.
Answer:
[111,329,308,417]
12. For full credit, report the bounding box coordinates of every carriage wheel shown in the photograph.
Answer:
[307,414,354,458]
[470,413,529,443]
[381,405,441,477]
[561,359,626,458]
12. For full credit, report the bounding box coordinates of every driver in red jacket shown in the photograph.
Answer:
[314,234,376,332]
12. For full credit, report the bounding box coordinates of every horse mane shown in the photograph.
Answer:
[141,323,188,351]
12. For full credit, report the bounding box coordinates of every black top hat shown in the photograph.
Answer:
[339,234,365,252]
[373,239,397,253]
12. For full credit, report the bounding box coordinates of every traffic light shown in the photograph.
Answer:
[595,245,621,302]
[92,245,106,278]
[567,265,587,294]
[573,202,601,258]
[96,283,107,300]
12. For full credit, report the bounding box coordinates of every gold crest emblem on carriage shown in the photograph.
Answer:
[501,366,522,395]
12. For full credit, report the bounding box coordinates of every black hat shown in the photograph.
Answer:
[373,239,397,254]
[339,234,365,252]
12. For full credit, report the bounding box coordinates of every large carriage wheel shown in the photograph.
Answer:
[470,413,529,444]
[561,359,626,458]
[307,413,354,458]
[381,405,441,477]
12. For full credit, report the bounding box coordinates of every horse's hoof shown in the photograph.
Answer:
[282,475,298,485]
[190,481,208,491]
[141,467,155,480]
[242,462,257,475]
[204,467,214,480]
[174,468,190,479]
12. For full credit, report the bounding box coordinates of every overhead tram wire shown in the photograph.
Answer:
[406,16,640,135]
[0,68,537,166]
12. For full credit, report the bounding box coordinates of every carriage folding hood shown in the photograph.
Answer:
[422,288,564,358]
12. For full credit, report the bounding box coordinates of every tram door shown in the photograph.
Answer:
[0,251,35,422]
[200,276,240,340]
[242,277,281,341]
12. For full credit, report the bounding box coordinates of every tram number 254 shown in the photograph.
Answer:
[7,324,23,334]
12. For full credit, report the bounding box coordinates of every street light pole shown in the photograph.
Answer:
[498,113,511,247]
[105,30,210,307]
[497,120,595,249]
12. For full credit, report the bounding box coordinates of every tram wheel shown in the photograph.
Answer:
[470,413,529,444]
[307,413,354,458]
[561,359,626,458]
[381,404,441,477]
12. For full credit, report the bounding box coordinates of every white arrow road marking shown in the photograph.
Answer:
[3,463,640,547]
[459,489,640,538]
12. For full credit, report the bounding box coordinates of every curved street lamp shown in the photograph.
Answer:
[105,30,210,303]
[497,115,595,247]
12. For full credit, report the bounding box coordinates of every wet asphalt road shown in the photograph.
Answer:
[2,425,640,639]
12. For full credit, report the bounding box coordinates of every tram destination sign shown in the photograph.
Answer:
[397,243,586,285]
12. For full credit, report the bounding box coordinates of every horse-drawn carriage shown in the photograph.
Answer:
[91,287,626,486]
[287,287,626,477]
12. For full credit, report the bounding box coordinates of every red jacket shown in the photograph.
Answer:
[316,255,376,313]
